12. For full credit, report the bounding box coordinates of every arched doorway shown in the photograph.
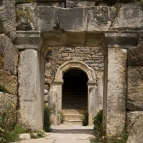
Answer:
[62,69,88,124]
[49,61,97,125]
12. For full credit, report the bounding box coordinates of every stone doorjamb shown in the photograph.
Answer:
[49,61,97,125]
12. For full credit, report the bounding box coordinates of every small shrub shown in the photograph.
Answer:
[0,86,7,93]
[4,124,25,142]
[82,112,88,126]
[0,120,25,143]
[30,130,45,139]
[30,133,38,139]
[137,0,143,7]
[58,111,65,124]
[36,130,45,138]
[107,128,128,143]
[44,105,52,132]
[93,110,103,138]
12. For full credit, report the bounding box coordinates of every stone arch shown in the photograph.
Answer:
[48,61,97,126]
[54,61,96,84]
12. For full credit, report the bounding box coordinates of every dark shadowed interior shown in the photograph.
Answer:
[62,69,88,111]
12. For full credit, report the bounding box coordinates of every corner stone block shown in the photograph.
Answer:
[57,8,87,32]
[111,4,143,30]
[107,47,127,136]
[127,66,143,111]
[87,7,116,31]
[16,4,57,31]
[127,111,143,143]
[34,6,57,31]
[18,49,39,131]
[128,44,143,66]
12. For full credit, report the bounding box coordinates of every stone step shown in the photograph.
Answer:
[62,109,87,114]
[64,120,82,125]
[64,114,83,121]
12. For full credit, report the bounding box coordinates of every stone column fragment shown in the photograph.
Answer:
[107,47,127,136]
[18,49,42,131]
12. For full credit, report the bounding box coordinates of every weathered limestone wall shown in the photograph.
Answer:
[0,0,17,129]
[0,0,16,41]
[15,2,143,137]
[127,112,143,143]
[16,4,116,32]
[107,47,127,136]
[127,43,143,143]
[0,0,143,139]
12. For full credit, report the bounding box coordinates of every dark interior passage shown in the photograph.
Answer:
[62,69,88,110]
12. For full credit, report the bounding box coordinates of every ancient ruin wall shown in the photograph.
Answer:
[44,46,104,97]
[0,0,143,142]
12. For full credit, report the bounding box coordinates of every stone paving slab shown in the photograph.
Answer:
[54,139,90,143]
[13,124,94,143]
[14,138,90,143]
[13,138,55,143]
[45,124,95,140]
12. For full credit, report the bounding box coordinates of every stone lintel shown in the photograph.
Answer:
[105,31,137,48]
[15,31,41,46]
[15,30,139,49]
[15,31,41,50]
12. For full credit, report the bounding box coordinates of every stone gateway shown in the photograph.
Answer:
[0,0,143,143]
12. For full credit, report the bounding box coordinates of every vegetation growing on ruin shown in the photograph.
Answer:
[0,86,7,93]
[90,109,128,143]
[58,111,65,124]
[137,0,143,6]
[44,105,52,132]
[0,113,25,143]
[82,112,88,126]
[30,130,45,139]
